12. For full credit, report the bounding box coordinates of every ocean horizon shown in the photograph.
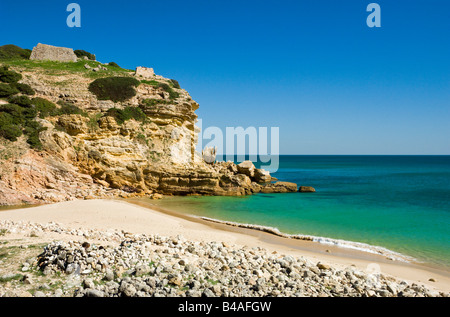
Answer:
[147,155,450,269]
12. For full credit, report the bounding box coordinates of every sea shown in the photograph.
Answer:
[147,155,450,269]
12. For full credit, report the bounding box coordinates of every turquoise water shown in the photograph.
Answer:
[149,156,450,268]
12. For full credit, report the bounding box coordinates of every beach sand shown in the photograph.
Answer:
[1,199,449,294]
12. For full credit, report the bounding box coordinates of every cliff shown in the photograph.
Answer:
[0,44,297,205]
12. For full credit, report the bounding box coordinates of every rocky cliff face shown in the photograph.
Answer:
[0,49,297,205]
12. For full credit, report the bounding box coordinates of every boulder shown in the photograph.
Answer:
[150,193,163,200]
[260,182,298,193]
[254,168,272,183]
[250,182,262,193]
[202,147,217,164]
[299,186,316,193]
[57,114,89,135]
[237,161,256,178]
[317,262,331,270]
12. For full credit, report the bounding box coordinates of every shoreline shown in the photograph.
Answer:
[1,198,449,294]
[125,199,450,279]
[199,217,416,263]
[124,198,443,267]
[127,199,414,262]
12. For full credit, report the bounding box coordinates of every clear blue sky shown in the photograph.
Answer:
[1,0,449,154]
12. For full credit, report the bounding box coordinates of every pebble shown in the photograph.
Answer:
[0,220,448,298]
[34,291,46,297]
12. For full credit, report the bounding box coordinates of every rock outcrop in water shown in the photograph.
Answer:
[299,186,316,193]
[0,44,298,205]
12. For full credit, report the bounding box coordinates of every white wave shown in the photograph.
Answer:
[199,216,416,263]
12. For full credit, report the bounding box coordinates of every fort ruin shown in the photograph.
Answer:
[30,43,78,62]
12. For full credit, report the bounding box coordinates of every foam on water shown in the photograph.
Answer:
[200,216,416,263]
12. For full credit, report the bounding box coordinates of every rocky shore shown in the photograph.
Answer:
[0,220,447,297]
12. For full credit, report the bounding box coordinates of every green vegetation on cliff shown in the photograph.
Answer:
[0,45,32,60]
[157,82,179,100]
[3,59,132,78]
[0,82,87,149]
[74,50,96,61]
[31,97,57,118]
[170,79,181,89]
[0,66,39,145]
[56,101,88,117]
[0,44,183,152]
[140,98,173,108]
[0,83,19,97]
[0,101,45,147]
[89,77,140,102]
[105,106,147,124]
[0,66,23,83]
[140,79,180,99]
[11,83,35,95]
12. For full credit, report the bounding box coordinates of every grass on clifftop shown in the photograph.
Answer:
[1,59,133,79]
[0,44,133,79]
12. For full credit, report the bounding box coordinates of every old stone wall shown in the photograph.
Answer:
[30,43,78,62]
[135,66,155,78]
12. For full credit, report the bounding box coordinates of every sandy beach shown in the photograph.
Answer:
[1,198,449,295]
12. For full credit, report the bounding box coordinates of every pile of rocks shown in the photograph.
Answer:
[32,233,447,297]
[0,220,127,243]
[208,160,299,195]
[84,64,108,72]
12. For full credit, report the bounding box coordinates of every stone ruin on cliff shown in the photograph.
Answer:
[30,43,78,62]
[135,66,155,78]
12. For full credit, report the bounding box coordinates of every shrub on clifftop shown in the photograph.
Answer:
[140,98,172,108]
[56,101,88,117]
[0,121,22,142]
[11,83,35,95]
[105,106,147,124]
[74,50,96,61]
[0,83,19,97]
[89,77,140,102]
[0,99,46,148]
[31,97,57,118]
[0,66,22,84]
[0,45,32,60]
[157,82,179,100]
[8,95,32,107]
[23,120,47,150]
[170,79,181,89]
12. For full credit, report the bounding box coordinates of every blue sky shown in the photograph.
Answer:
[1,0,449,154]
